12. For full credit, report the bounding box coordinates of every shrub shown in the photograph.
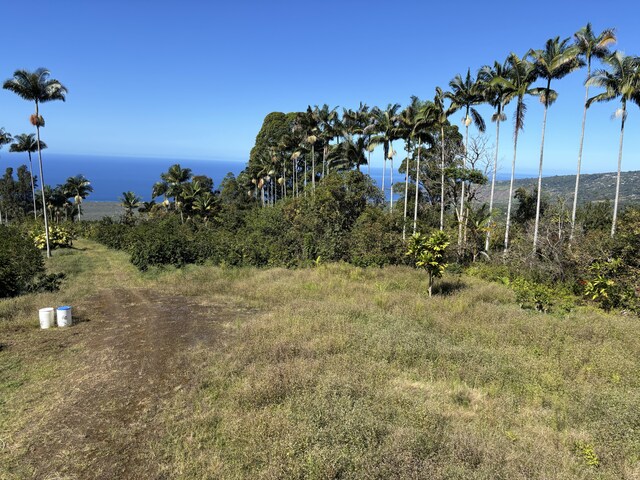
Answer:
[349,207,405,267]
[0,225,45,298]
[128,218,196,271]
[31,224,74,250]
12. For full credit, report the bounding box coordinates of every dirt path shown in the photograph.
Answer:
[15,286,242,479]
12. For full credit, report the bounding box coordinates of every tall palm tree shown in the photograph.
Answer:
[586,51,640,237]
[433,87,455,231]
[491,53,538,252]
[528,37,582,252]
[9,133,46,219]
[398,98,420,239]
[0,129,12,225]
[411,101,436,235]
[446,69,486,253]
[570,24,616,240]
[370,103,401,210]
[315,104,338,178]
[64,175,93,220]
[3,68,67,257]
[478,60,512,252]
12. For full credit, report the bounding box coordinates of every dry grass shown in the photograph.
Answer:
[2,243,639,478]
[153,263,640,479]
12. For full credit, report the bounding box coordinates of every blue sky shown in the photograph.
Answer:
[1,0,639,177]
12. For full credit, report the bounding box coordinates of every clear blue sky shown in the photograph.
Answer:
[1,0,639,176]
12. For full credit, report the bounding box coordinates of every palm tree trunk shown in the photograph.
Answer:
[570,73,591,241]
[27,151,38,219]
[322,145,327,178]
[390,142,394,212]
[367,148,371,176]
[402,145,410,240]
[504,127,520,252]
[485,114,501,252]
[440,125,445,231]
[382,143,387,204]
[533,99,549,253]
[611,106,625,237]
[414,140,421,234]
[311,145,315,192]
[35,101,51,258]
[458,118,469,255]
[304,156,307,196]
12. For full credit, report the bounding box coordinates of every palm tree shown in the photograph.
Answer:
[478,60,512,252]
[0,129,12,224]
[398,99,419,239]
[370,103,401,209]
[9,133,46,219]
[160,164,192,222]
[3,68,67,257]
[315,104,338,178]
[586,51,640,237]
[63,175,93,220]
[446,69,486,253]
[120,191,141,222]
[528,37,582,252]
[491,53,538,252]
[433,88,455,231]
[570,24,616,240]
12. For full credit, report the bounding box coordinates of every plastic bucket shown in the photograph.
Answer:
[56,306,73,327]
[39,307,55,329]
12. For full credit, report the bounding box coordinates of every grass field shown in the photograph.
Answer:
[1,241,639,478]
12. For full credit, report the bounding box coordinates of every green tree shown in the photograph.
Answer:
[0,129,12,224]
[159,164,192,222]
[370,103,401,211]
[570,24,616,240]
[586,51,640,236]
[407,231,450,297]
[9,133,46,219]
[446,69,486,254]
[528,37,582,252]
[491,53,538,252]
[3,68,67,257]
[433,87,456,231]
[120,191,141,223]
[63,175,93,221]
[478,59,512,251]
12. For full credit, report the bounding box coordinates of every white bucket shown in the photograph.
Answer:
[39,307,55,329]
[56,306,73,327]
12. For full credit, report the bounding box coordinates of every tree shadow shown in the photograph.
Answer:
[434,278,466,296]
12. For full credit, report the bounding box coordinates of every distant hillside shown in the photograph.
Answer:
[477,170,640,210]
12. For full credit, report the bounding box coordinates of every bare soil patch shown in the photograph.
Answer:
[12,287,242,479]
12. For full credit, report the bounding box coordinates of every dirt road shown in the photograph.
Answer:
[12,287,238,479]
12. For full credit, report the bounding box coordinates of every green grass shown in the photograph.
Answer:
[2,243,639,478]
[153,264,640,479]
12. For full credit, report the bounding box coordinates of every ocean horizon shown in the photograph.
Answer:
[1,152,579,202]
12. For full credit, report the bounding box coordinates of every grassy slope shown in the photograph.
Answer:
[1,243,639,478]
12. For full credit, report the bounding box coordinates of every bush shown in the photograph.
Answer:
[128,218,196,271]
[0,225,45,298]
[31,224,74,250]
[349,207,405,267]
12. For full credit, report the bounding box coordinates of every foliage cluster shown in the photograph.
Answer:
[0,225,44,297]
[88,171,408,271]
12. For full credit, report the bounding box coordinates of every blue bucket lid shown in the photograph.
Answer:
[58,306,72,310]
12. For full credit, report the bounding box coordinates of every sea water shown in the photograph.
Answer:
[0,152,538,202]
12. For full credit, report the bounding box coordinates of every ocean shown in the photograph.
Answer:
[0,152,538,202]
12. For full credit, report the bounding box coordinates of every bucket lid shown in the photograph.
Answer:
[39,307,54,312]
[57,306,72,310]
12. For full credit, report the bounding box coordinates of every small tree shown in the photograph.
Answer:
[407,231,450,296]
